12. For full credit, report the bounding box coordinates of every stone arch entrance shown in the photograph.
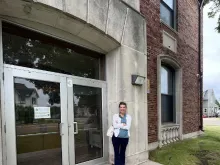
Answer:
[0,0,148,164]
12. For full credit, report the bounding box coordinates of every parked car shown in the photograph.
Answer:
[214,111,220,118]
[214,112,219,118]
[203,114,207,118]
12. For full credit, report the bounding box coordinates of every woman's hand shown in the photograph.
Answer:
[123,123,127,126]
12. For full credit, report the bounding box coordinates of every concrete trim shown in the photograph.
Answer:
[157,55,183,147]
[0,0,120,53]
[0,0,146,53]
[182,131,204,140]
[121,44,147,55]
[0,16,107,53]
[120,0,142,15]
[105,0,110,34]
[162,30,177,53]
[121,8,129,43]
[148,142,159,151]
[87,0,89,22]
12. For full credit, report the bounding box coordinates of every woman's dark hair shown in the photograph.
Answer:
[119,102,127,108]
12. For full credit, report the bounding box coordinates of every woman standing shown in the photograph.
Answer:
[112,102,132,165]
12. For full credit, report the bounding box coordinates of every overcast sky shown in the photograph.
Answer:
[203,3,220,100]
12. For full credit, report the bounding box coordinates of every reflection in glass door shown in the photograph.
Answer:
[14,77,62,165]
[4,66,69,165]
[73,85,103,164]
[4,66,107,165]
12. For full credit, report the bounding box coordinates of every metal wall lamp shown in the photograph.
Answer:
[131,75,146,86]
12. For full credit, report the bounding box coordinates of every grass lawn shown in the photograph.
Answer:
[150,126,220,165]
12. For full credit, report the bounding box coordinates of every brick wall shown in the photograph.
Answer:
[140,0,202,143]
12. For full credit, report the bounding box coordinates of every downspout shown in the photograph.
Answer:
[199,0,204,131]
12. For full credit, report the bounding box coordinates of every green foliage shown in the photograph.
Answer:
[150,126,220,165]
[3,28,101,105]
[203,0,211,6]
[16,105,34,124]
[215,100,220,107]
[203,0,220,33]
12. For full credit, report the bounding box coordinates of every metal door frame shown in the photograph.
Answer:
[3,64,108,165]
[3,64,70,165]
[67,76,108,165]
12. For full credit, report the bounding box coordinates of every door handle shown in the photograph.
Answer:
[73,122,78,134]
[59,123,64,136]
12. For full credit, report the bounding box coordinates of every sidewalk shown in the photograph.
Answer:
[105,160,162,165]
[204,118,220,126]
[146,160,162,165]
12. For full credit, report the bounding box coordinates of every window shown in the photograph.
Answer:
[160,0,175,28]
[20,96,25,104]
[161,65,175,123]
[2,22,104,80]
[32,98,37,105]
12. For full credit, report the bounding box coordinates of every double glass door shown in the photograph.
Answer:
[3,65,107,165]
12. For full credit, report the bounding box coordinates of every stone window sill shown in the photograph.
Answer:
[160,20,178,35]
[162,123,180,128]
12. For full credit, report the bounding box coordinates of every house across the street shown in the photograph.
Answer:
[0,0,204,165]
[203,89,219,117]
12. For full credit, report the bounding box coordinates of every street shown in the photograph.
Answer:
[204,118,220,126]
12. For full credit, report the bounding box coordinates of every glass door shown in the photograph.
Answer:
[67,77,108,165]
[4,65,69,165]
[3,65,108,165]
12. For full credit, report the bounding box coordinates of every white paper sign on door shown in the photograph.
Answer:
[34,107,51,119]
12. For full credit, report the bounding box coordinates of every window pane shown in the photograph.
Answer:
[163,0,174,9]
[3,22,101,80]
[15,78,62,165]
[161,66,174,95]
[73,85,103,164]
[161,67,169,94]
[161,94,174,123]
[168,70,174,95]
[161,65,175,123]
[160,3,173,27]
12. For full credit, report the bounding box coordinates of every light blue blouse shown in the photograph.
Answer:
[118,115,129,138]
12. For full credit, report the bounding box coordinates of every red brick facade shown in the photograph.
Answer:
[140,0,202,143]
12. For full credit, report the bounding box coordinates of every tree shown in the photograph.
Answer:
[3,24,100,105]
[203,0,220,33]
[215,99,220,108]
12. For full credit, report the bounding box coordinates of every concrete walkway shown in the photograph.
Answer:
[146,160,162,165]
[131,160,163,165]
[105,160,162,165]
